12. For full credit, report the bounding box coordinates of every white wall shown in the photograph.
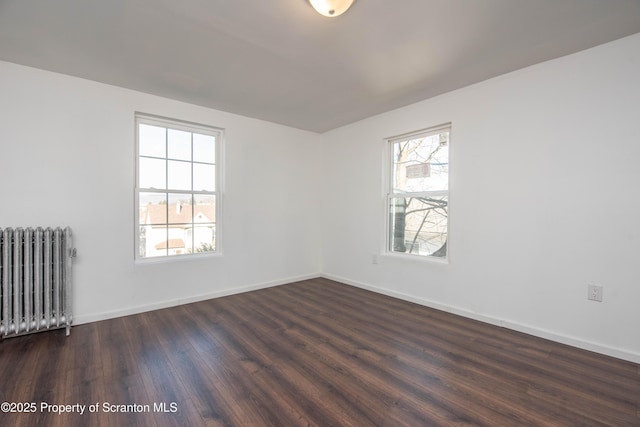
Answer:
[320,33,640,363]
[0,61,322,323]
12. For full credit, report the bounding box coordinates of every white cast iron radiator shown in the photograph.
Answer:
[0,227,75,338]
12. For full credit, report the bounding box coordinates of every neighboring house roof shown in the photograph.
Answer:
[143,202,215,226]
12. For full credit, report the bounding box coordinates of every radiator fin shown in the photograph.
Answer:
[0,227,74,338]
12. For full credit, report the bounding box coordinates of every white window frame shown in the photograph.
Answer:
[385,123,451,261]
[134,112,223,262]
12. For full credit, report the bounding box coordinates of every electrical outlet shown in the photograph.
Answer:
[588,284,603,302]
[372,254,379,264]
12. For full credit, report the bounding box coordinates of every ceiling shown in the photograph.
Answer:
[1,0,640,133]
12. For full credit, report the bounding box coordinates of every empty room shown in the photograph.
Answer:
[1,0,639,425]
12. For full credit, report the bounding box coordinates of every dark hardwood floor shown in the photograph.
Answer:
[0,277,638,426]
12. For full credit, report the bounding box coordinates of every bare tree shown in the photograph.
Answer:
[391,135,448,257]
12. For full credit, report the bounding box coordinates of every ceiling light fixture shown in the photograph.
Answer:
[309,0,355,17]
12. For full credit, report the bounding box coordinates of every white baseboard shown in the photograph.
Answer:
[321,273,640,364]
[72,271,639,364]
[73,272,320,325]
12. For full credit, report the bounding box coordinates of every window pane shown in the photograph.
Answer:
[192,195,216,253]
[389,196,447,257]
[140,225,168,258]
[193,133,215,164]
[139,192,167,225]
[139,124,166,158]
[145,224,171,257]
[168,129,191,161]
[139,157,166,189]
[194,194,215,223]
[157,193,192,256]
[168,160,191,190]
[393,131,449,193]
[168,193,193,225]
[192,223,215,253]
[193,163,215,191]
[193,195,216,252]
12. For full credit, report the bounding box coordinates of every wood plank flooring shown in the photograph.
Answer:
[0,277,638,426]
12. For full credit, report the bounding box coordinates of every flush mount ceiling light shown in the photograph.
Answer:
[309,0,355,17]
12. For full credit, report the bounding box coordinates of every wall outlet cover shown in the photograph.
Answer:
[588,284,603,302]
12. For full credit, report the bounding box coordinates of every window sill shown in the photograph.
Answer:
[134,251,223,265]
[379,252,449,265]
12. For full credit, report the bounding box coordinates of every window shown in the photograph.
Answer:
[135,113,221,259]
[387,124,450,258]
